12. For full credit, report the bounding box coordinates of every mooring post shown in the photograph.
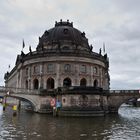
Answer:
[53,106,57,116]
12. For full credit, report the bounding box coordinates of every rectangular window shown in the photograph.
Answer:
[64,64,71,72]
[33,66,39,74]
[26,68,28,76]
[47,64,54,72]
[80,65,86,73]
[93,67,97,74]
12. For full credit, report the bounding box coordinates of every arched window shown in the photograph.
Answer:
[33,79,39,89]
[25,80,28,89]
[47,78,55,89]
[94,79,98,88]
[63,78,71,87]
[80,78,87,86]
[26,68,28,76]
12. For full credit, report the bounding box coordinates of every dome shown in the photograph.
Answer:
[36,20,91,53]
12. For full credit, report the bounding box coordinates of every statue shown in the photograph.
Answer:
[90,45,93,51]
[29,46,32,54]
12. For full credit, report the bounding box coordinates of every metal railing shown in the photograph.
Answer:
[0,86,139,95]
[109,90,139,94]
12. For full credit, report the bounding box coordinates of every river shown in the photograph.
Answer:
[0,104,140,140]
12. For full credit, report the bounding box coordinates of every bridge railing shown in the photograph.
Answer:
[0,86,39,95]
[109,90,140,94]
[0,86,140,95]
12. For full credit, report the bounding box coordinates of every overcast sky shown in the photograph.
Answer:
[0,0,140,89]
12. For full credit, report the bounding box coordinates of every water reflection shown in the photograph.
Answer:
[0,105,140,139]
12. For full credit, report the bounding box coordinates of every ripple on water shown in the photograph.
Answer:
[80,133,88,137]
[1,105,140,140]
[0,130,10,137]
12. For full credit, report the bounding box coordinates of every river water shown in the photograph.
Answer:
[0,104,140,140]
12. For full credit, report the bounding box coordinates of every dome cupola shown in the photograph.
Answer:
[36,19,92,53]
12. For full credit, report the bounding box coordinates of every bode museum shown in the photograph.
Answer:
[4,20,110,116]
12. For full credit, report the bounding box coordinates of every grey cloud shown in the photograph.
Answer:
[0,0,140,89]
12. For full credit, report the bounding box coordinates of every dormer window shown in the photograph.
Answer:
[63,28,68,34]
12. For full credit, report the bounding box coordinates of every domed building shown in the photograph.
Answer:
[4,20,110,116]
[5,20,110,91]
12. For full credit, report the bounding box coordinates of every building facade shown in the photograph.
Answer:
[4,20,110,91]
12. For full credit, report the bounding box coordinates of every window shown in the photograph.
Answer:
[26,68,28,76]
[80,78,87,86]
[47,64,54,72]
[64,64,71,72]
[25,80,28,89]
[33,66,39,74]
[93,67,97,74]
[94,79,98,88]
[63,78,71,87]
[47,78,55,89]
[80,65,86,73]
[33,79,39,89]
[63,28,68,34]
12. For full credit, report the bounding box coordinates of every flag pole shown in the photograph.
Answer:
[22,39,25,52]
[8,64,10,72]
[103,42,105,55]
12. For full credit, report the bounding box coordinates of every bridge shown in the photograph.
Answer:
[0,86,53,113]
[107,90,140,113]
[0,86,140,116]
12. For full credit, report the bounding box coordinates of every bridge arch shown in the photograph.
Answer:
[107,93,140,113]
[6,95,38,112]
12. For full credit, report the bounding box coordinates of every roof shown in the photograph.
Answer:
[36,19,91,53]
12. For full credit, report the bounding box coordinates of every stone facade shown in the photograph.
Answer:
[4,20,110,116]
[4,20,110,91]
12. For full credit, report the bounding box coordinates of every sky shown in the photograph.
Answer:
[0,0,140,89]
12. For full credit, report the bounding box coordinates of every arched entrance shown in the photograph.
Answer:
[47,78,55,89]
[80,78,87,86]
[33,79,39,89]
[94,79,98,88]
[63,78,71,87]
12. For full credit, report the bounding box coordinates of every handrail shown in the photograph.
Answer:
[0,86,140,95]
[109,90,139,94]
[0,86,39,95]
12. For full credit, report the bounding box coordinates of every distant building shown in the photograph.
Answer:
[4,20,110,90]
